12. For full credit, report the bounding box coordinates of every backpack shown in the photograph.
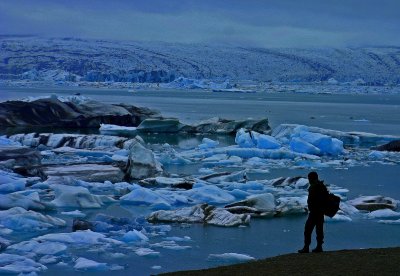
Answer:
[324,193,341,218]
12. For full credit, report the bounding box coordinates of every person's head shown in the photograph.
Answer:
[308,171,319,185]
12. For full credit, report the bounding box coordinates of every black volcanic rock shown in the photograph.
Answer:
[372,140,400,152]
[0,97,159,128]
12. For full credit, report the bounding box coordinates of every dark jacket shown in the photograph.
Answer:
[307,181,328,214]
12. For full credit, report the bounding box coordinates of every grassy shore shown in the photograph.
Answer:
[161,247,400,276]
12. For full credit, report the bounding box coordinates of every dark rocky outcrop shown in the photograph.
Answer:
[0,97,159,128]
[0,146,42,176]
[372,140,400,152]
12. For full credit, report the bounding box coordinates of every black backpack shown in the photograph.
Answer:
[324,193,341,218]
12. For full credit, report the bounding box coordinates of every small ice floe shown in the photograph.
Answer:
[378,219,400,225]
[164,236,191,242]
[207,253,255,263]
[148,204,250,227]
[0,253,47,274]
[366,209,400,219]
[325,212,352,223]
[120,184,171,209]
[74,257,123,271]
[184,185,236,205]
[198,138,219,149]
[275,196,308,216]
[353,119,370,123]
[0,207,65,232]
[43,164,125,183]
[134,247,160,257]
[235,129,281,149]
[347,195,398,211]
[151,265,162,270]
[50,184,115,208]
[60,210,86,218]
[99,123,137,135]
[0,170,27,194]
[151,241,191,250]
[225,193,276,217]
[121,230,149,244]
[8,240,67,256]
[35,230,122,246]
[0,191,47,211]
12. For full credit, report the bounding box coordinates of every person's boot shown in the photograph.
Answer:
[312,244,323,253]
[298,245,309,253]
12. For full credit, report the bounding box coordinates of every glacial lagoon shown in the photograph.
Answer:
[1,87,400,275]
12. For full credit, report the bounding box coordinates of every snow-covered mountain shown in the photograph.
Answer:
[1,36,400,85]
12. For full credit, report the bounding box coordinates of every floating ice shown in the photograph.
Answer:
[121,230,149,243]
[198,138,219,149]
[134,247,160,257]
[74,257,109,271]
[99,123,137,135]
[148,204,249,227]
[8,240,67,255]
[36,230,122,245]
[292,131,344,156]
[151,240,191,250]
[207,253,255,263]
[185,185,236,205]
[235,129,280,149]
[51,184,114,208]
[120,184,171,209]
[0,170,27,194]
[0,136,21,146]
[0,207,65,231]
[290,137,321,155]
[325,213,352,222]
[0,253,47,274]
[347,195,398,211]
[226,193,276,215]
[60,210,86,218]
[366,209,400,219]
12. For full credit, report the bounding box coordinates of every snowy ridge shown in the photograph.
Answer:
[1,37,400,85]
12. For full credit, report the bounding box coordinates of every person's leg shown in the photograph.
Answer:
[299,214,315,253]
[313,214,324,253]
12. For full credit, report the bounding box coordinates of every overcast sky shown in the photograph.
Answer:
[1,0,399,47]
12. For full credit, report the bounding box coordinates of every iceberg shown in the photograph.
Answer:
[8,240,67,255]
[0,207,65,231]
[366,209,400,219]
[148,204,249,227]
[347,195,398,211]
[0,253,47,274]
[36,230,122,245]
[120,184,171,209]
[121,230,149,244]
[50,184,114,208]
[207,253,255,263]
[235,128,280,149]
[184,185,236,205]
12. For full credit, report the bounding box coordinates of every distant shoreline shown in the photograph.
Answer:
[161,247,400,275]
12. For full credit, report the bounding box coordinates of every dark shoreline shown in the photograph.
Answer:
[161,247,400,275]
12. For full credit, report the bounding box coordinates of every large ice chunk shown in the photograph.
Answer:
[120,184,171,209]
[185,185,236,205]
[148,204,249,227]
[0,207,65,231]
[207,253,255,263]
[347,195,398,211]
[235,129,280,149]
[0,253,47,274]
[50,184,114,208]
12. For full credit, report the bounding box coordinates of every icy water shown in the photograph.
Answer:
[1,86,400,275]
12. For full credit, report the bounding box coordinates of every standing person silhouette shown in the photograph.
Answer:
[298,171,328,253]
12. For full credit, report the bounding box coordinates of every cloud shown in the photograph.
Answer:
[0,0,399,47]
